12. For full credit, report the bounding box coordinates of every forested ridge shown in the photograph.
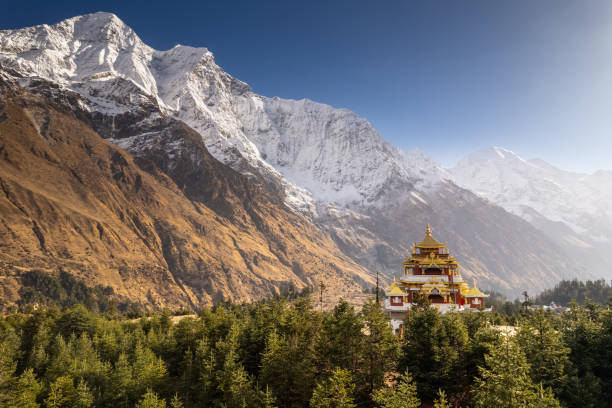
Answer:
[1,293,610,408]
[534,279,612,306]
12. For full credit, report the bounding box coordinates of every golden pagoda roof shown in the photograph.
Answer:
[386,278,405,295]
[415,224,446,249]
[462,281,488,297]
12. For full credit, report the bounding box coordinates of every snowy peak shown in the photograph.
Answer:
[458,146,526,165]
[62,12,138,47]
[451,146,612,244]
[0,12,219,108]
[0,12,145,79]
[1,13,601,293]
[0,12,450,210]
[240,95,450,204]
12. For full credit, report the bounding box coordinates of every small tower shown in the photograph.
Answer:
[462,280,488,309]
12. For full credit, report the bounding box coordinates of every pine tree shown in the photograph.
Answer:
[472,337,561,408]
[26,323,51,374]
[359,300,400,399]
[260,330,289,404]
[56,305,94,339]
[517,310,569,395]
[529,383,561,408]
[0,329,20,406]
[372,370,420,408]
[135,389,167,408]
[72,379,94,408]
[400,306,468,400]
[132,342,168,397]
[10,368,41,408]
[45,335,70,381]
[111,353,134,407]
[433,389,451,408]
[315,300,364,374]
[169,394,184,408]
[310,368,356,408]
[70,333,109,392]
[177,348,194,401]
[196,338,217,404]
[560,302,606,407]
[215,324,260,408]
[438,311,469,394]
[45,376,75,408]
[262,385,278,408]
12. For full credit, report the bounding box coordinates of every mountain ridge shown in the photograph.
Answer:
[450,146,612,281]
[0,13,594,300]
[0,74,373,309]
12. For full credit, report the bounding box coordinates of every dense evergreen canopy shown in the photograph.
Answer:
[534,279,612,306]
[0,292,610,407]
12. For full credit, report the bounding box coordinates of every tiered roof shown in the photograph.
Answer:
[415,224,446,249]
[462,281,488,298]
[386,278,405,295]
[386,226,488,303]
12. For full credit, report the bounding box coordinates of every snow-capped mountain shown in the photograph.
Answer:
[451,147,612,278]
[0,12,447,213]
[0,12,590,295]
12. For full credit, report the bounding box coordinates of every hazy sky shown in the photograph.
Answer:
[2,0,611,172]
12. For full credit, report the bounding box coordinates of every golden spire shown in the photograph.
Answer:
[416,224,445,249]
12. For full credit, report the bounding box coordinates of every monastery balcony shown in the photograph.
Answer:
[400,275,452,283]
[384,300,470,314]
[384,299,410,311]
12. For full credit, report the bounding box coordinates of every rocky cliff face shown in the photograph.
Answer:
[0,13,589,298]
[0,76,372,309]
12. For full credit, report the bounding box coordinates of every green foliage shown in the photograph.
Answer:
[0,292,609,408]
[359,300,400,397]
[136,389,166,408]
[484,291,520,315]
[558,301,610,407]
[372,370,420,408]
[169,393,184,408]
[535,279,612,306]
[315,300,363,374]
[132,342,168,397]
[262,386,277,408]
[260,329,312,407]
[111,353,134,407]
[73,379,94,408]
[433,389,451,408]
[517,310,570,395]
[16,270,134,313]
[400,308,469,401]
[310,368,356,408]
[9,368,41,408]
[45,376,75,408]
[472,337,561,408]
[0,329,20,402]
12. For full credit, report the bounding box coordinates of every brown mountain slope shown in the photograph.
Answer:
[0,78,372,309]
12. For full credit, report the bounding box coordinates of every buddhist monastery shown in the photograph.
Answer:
[384,225,489,333]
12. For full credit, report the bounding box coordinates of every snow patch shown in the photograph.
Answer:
[0,12,452,214]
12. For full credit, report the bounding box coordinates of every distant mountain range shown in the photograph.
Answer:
[0,12,608,307]
[451,147,612,285]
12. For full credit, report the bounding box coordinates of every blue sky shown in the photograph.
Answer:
[2,0,611,172]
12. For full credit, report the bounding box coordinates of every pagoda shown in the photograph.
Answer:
[384,225,488,333]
